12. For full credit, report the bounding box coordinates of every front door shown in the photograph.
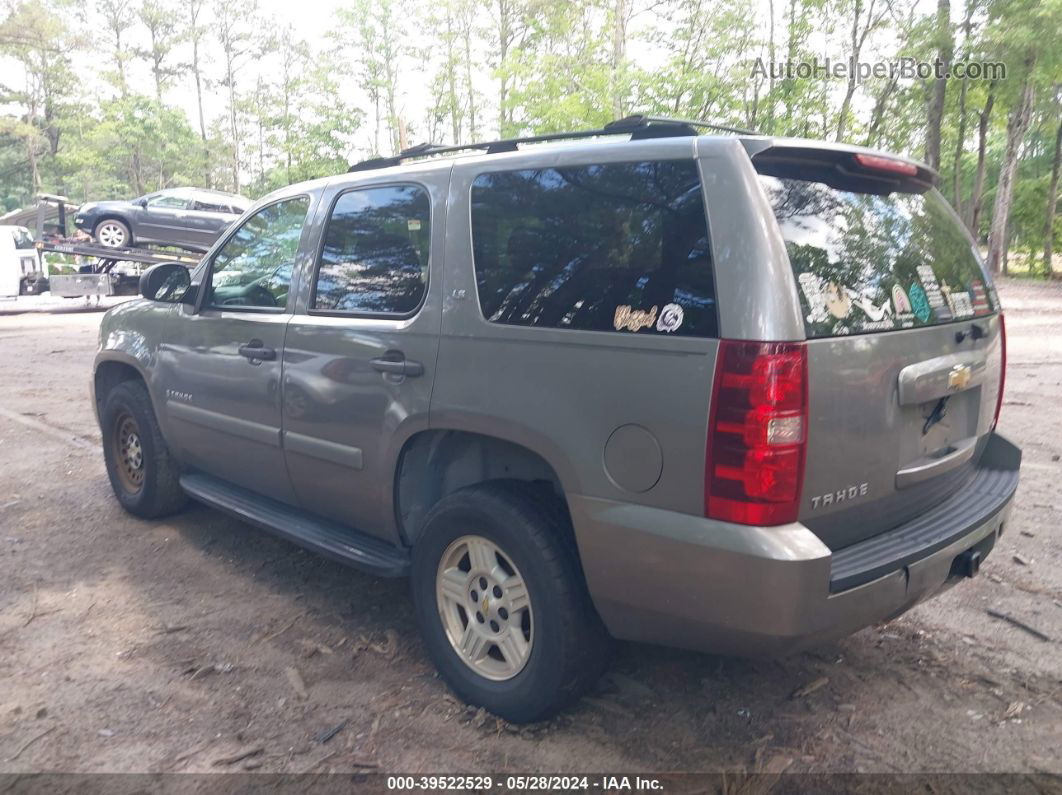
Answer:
[158,195,313,503]
[282,176,444,540]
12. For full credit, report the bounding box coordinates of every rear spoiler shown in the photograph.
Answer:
[739,137,937,195]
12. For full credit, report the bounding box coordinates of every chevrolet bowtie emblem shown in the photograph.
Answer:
[947,364,972,391]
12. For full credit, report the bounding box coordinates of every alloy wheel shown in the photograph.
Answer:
[436,534,534,681]
[97,221,128,247]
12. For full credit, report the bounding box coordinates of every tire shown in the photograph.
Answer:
[411,481,611,723]
[100,379,186,519]
[94,218,131,248]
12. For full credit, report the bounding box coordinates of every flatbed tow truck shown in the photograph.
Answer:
[39,238,200,299]
[5,195,200,300]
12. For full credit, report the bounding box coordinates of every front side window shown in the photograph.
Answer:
[208,196,309,309]
[148,193,191,210]
[312,185,430,315]
[470,160,717,337]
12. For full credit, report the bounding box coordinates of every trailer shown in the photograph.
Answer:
[39,239,201,298]
[3,195,202,301]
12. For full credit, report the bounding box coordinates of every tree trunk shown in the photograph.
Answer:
[924,0,951,171]
[190,3,210,188]
[228,58,240,192]
[835,0,862,142]
[951,75,968,211]
[766,0,775,130]
[969,86,994,235]
[987,75,1035,274]
[950,3,974,210]
[1042,110,1062,277]
[863,75,898,147]
[610,0,629,119]
[497,0,511,136]
[462,5,477,140]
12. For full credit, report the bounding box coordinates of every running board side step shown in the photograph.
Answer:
[179,472,410,577]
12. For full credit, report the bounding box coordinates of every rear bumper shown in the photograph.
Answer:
[571,432,1020,657]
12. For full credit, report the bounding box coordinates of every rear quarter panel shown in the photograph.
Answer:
[433,139,725,518]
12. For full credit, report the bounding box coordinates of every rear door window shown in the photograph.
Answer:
[470,160,717,338]
[758,174,997,337]
[311,184,431,316]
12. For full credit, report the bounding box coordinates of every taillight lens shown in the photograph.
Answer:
[706,340,808,525]
[992,314,1006,429]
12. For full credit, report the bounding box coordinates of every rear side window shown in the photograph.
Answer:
[758,174,998,337]
[470,160,717,337]
[312,185,430,316]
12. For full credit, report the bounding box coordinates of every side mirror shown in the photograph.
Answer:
[134,197,148,208]
[140,262,192,303]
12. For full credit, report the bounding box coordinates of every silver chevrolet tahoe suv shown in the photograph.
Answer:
[92,116,1020,723]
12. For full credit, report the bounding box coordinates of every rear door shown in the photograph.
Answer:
[139,192,196,247]
[281,167,446,542]
[190,193,244,248]
[750,145,1004,550]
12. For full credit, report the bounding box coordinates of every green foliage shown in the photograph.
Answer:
[0,0,1058,275]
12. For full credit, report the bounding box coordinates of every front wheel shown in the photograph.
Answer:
[94,219,131,248]
[101,380,186,518]
[411,482,611,723]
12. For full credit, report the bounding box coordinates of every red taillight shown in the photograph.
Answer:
[853,153,918,176]
[706,340,808,526]
[992,314,1006,429]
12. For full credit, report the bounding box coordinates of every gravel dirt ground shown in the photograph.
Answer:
[0,278,1059,776]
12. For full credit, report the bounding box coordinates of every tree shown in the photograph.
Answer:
[1041,91,1061,275]
[185,0,211,187]
[0,0,78,197]
[138,0,181,101]
[834,0,889,142]
[213,0,257,191]
[98,0,135,97]
[923,0,952,169]
[336,0,405,155]
[968,84,994,234]
[986,65,1034,274]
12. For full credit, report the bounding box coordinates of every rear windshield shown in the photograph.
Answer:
[757,174,998,337]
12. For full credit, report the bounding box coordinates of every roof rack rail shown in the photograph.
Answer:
[347,114,757,172]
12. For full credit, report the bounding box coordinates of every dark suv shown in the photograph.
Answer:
[91,117,1020,723]
[75,188,249,251]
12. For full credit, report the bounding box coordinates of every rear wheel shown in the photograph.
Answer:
[411,481,611,723]
[101,380,186,518]
[94,219,131,248]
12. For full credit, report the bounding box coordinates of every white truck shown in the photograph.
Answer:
[0,225,48,298]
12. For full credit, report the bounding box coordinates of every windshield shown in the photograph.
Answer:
[757,174,998,337]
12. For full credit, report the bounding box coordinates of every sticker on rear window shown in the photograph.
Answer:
[892,285,915,327]
[917,265,952,321]
[798,273,830,323]
[656,303,684,333]
[824,281,851,319]
[908,283,931,323]
[613,304,657,332]
[969,279,991,315]
[942,282,974,318]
